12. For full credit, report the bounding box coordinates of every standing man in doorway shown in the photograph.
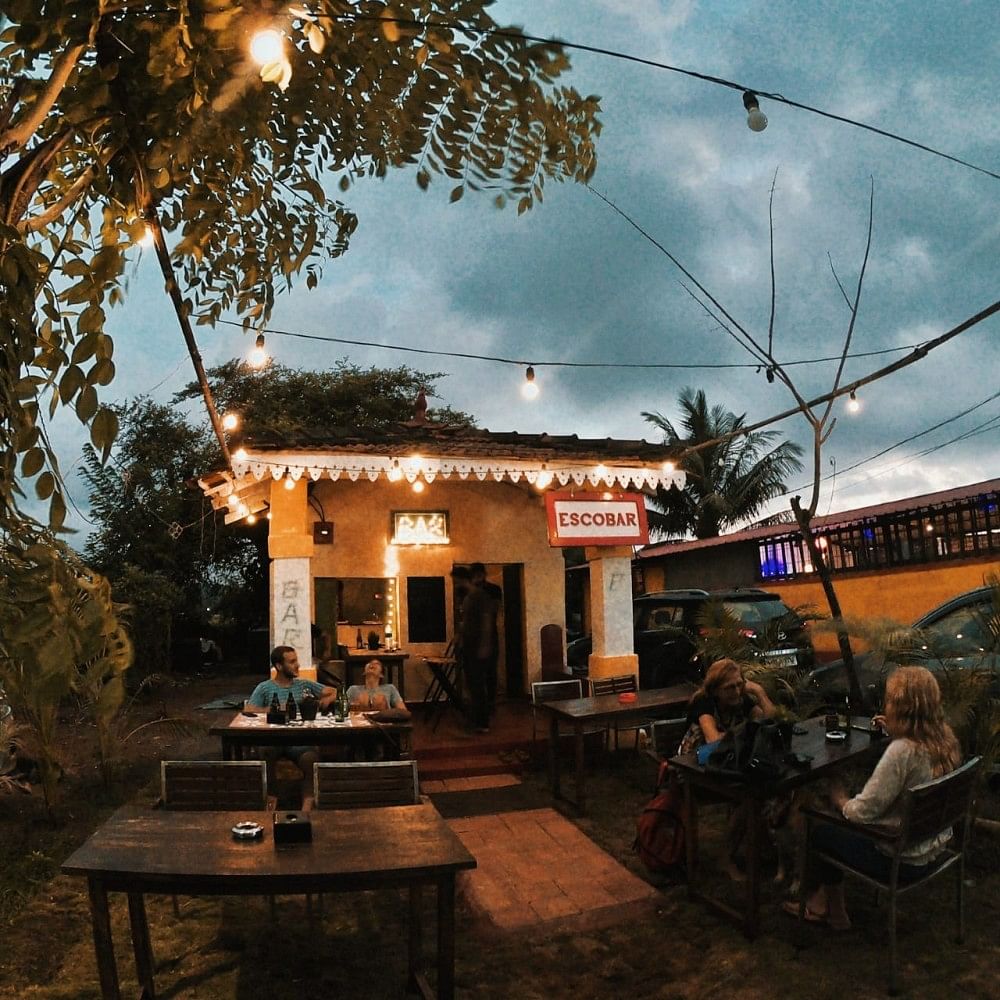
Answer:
[469,563,502,721]
[453,564,501,733]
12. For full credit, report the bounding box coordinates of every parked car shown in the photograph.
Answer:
[567,588,815,688]
[804,585,1000,713]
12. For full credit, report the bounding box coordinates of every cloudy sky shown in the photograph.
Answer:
[46,0,1000,537]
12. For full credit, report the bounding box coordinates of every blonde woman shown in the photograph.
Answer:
[679,657,776,755]
[784,666,961,930]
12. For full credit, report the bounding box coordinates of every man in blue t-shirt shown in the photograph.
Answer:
[247,645,337,795]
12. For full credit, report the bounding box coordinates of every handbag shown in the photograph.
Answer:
[706,719,787,782]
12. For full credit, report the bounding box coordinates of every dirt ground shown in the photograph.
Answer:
[2,671,999,999]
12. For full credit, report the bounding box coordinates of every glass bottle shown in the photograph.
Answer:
[286,691,297,722]
[356,628,363,648]
[838,696,851,738]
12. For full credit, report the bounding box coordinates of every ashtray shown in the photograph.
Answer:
[825,731,847,742]
[231,821,264,841]
[617,691,638,704]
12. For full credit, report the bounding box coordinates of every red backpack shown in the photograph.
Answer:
[633,769,685,872]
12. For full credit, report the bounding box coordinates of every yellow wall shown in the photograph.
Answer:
[308,477,566,697]
[765,558,1000,659]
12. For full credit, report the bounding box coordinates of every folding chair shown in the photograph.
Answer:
[797,756,981,994]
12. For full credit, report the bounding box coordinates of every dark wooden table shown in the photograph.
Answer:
[211,711,413,761]
[61,803,476,1000]
[539,682,696,813]
[344,649,411,699]
[669,715,888,939]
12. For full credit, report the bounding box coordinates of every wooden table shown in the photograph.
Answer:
[61,803,476,1000]
[344,649,411,699]
[211,711,413,761]
[669,716,888,939]
[539,682,696,813]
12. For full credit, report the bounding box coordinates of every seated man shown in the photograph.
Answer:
[246,645,337,797]
[347,659,411,718]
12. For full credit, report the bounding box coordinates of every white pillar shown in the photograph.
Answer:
[586,546,640,683]
[270,557,313,673]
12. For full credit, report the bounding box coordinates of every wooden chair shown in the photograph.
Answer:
[643,717,688,787]
[530,678,582,744]
[160,760,272,917]
[589,674,640,750]
[797,756,981,995]
[311,760,421,810]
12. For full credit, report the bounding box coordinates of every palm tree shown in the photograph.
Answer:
[643,387,804,539]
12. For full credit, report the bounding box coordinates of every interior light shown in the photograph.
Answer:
[250,29,284,66]
[222,412,239,431]
[847,390,861,414]
[925,523,935,533]
[743,91,768,132]
[521,365,539,401]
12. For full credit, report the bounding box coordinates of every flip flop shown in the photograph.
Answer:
[781,900,825,924]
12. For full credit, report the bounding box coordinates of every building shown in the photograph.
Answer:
[636,477,1000,658]
[198,419,683,693]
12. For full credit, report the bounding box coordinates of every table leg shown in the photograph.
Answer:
[436,874,457,1000]
[684,779,700,898]
[547,714,560,798]
[407,884,424,993]
[127,892,156,1000]
[744,796,763,940]
[574,723,586,814]
[87,879,120,1000]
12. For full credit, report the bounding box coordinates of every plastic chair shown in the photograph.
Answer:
[797,756,981,994]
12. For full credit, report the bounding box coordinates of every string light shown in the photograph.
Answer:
[233,448,248,462]
[535,469,553,490]
[250,29,284,66]
[246,513,257,524]
[848,390,861,414]
[742,91,768,132]
[411,480,426,494]
[521,365,539,400]
[283,477,296,490]
[222,412,240,431]
[227,493,240,507]
[249,333,269,368]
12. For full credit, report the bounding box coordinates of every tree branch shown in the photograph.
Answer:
[0,44,86,153]
[23,164,98,232]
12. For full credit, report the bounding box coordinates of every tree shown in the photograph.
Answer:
[643,387,803,539]
[0,1,600,536]
[177,359,476,438]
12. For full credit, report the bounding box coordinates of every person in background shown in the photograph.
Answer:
[347,659,410,717]
[469,562,502,719]
[454,564,499,733]
[784,666,961,930]
[246,646,337,797]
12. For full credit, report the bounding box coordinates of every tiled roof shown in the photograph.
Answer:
[637,475,1000,559]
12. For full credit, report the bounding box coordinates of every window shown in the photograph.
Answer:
[406,577,446,643]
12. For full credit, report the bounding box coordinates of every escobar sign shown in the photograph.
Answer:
[544,492,649,547]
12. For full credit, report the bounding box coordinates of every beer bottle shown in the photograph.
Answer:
[838,696,851,739]
[356,628,363,648]
[286,691,297,722]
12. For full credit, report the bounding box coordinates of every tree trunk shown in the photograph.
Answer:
[790,496,864,710]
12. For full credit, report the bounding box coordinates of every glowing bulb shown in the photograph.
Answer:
[222,412,239,431]
[266,511,272,520]
[250,29,284,66]
[138,226,154,248]
[743,91,768,132]
[847,390,861,414]
[227,493,239,507]
[521,365,539,400]
[602,491,613,500]
[249,332,268,368]
[246,513,257,524]
[284,477,296,490]
[233,447,248,462]
[412,480,425,494]
[662,461,675,474]
[535,471,552,490]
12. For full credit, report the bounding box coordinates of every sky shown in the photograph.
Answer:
[43,0,1000,538]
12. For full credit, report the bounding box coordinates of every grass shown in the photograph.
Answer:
[2,677,1000,999]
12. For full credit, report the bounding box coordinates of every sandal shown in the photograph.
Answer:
[781,900,825,924]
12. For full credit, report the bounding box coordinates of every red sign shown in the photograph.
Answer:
[544,492,649,547]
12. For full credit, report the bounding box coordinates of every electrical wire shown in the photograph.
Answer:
[210,316,919,372]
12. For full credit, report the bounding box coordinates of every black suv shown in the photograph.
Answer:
[567,588,815,688]
[805,585,1000,713]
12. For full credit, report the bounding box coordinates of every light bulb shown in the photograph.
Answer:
[249,332,268,368]
[847,390,861,414]
[246,513,257,524]
[222,412,239,431]
[387,467,403,482]
[662,461,675,474]
[535,471,552,490]
[742,91,768,132]
[250,29,284,66]
[138,226,154,248]
[521,365,539,401]
[411,480,425,494]
[283,477,296,490]
[233,448,248,462]
[227,493,239,507]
